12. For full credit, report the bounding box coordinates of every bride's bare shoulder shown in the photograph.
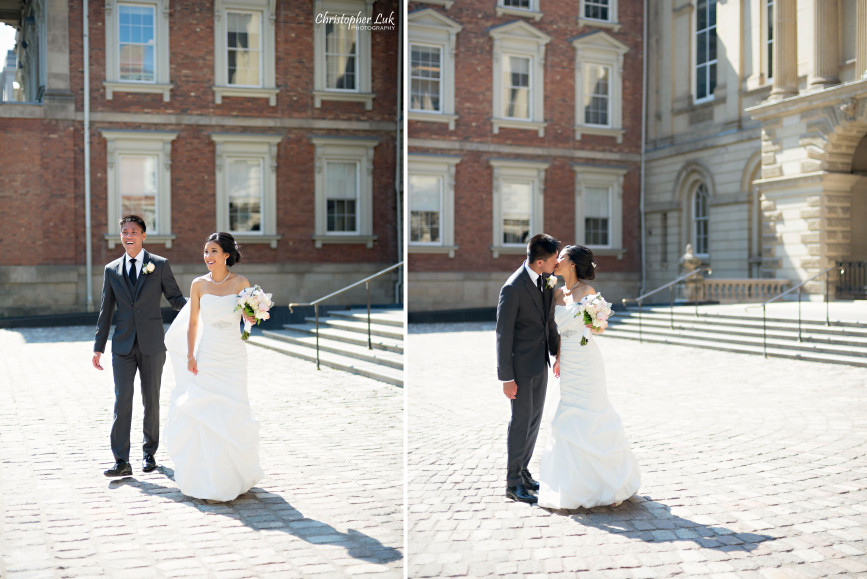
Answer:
[553,288,567,306]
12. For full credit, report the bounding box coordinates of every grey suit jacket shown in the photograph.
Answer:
[93,251,187,356]
[496,265,559,382]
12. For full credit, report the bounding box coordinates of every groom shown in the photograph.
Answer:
[92,215,187,477]
[496,233,560,504]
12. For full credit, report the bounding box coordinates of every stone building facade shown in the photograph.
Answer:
[644,0,867,296]
[0,0,401,317]
[407,0,645,312]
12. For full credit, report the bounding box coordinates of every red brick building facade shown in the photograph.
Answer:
[407,0,643,312]
[0,0,400,316]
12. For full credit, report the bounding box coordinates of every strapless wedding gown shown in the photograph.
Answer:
[164,293,263,501]
[537,302,640,509]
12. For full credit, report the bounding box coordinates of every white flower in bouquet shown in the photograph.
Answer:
[235,285,274,340]
[574,292,613,345]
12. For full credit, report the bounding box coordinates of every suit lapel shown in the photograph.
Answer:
[117,258,134,301]
[519,268,545,321]
[133,250,149,301]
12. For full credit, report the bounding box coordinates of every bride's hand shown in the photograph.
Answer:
[586,323,604,335]
[187,356,198,375]
[244,314,257,326]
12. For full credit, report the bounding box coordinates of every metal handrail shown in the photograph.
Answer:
[745,264,845,357]
[621,268,711,342]
[288,261,404,370]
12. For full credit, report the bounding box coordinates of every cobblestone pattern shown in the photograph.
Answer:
[0,325,403,578]
[408,323,867,578]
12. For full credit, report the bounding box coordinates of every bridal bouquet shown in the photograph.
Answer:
[235,285,274,341]
[574,292,613,346]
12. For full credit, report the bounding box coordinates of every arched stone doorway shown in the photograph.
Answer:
[850,135,867,261]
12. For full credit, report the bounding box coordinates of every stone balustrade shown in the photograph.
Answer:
[698,279,792,303]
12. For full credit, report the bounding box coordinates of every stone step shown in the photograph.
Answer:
[621,307,866,329]
[282,323,403,354]
[327,308,404,328]
[246,335,403,387]
[600,331,867,368]
[261,328,403,370]
[304,317,404,340]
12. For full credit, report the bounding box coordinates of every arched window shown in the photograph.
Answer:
[693,184,709,256]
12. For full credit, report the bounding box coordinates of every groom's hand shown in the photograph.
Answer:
[503,380,517,400]
[92,352,104,371]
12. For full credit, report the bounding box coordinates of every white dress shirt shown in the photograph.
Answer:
[125,248,145,279]
[524,260,543,291]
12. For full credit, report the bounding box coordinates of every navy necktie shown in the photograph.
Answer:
[536,275,543,292]
[129,258,137,286]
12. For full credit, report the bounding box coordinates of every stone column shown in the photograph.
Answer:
[857,0,867,79]
[809,0,839,88]
[770,0,798,100]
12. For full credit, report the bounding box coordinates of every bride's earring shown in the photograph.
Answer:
[224,258,228,265]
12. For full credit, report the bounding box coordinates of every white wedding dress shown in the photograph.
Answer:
[537,301,640,509]
[164,293,263,502]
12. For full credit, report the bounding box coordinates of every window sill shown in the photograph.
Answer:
[313,91,376,110]
[576,17,621,32]
[213,86,280,106]
[230,234,282,249]
[313,234,378,249]
[409,244,459,258]
[492,118,547,137]
[495,6,543,20]
[574,125,625,143]
[490,245,529,259]
[409,111,459,130]
[587,247,627,260]
[416,0,454,8]
[104,82,174,102]
[106,233,177,250]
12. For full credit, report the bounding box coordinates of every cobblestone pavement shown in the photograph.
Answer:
[0,325,403,578]
[408,323,867,578]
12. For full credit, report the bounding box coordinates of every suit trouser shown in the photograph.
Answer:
[111,341,166,461]
[506,371,548,487]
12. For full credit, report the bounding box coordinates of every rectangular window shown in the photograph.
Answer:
[696,0,717,101]
[325,22,357,90]
[766,0,774,80]
[119,155,159,232]
[410,175,442,244]
[585,0,610,21]
[584,186,610,246]
[505,56,531,119]
[502,0,531,8]
[326,161,359,233]
[584,64,610,126]
[502,181,532,245]
[410,44,442,113]
[227,158,263,233]
[118,4,155,82]
[227,11,262,86]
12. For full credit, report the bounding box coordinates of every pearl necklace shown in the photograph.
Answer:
[208,271,231,286]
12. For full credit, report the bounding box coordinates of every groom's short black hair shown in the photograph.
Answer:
[119,215,147,233]
[527,233,560,263]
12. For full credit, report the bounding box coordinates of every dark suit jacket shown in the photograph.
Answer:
[496,265,559,382]
[93,251,187,356]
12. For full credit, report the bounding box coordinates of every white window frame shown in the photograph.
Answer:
[101,130,177,249]
[408,8,462,130]
[573,164,627,259]
[490,21,550,137]
[408,155,460,257]
[692,183,710,258]
[496,0,542,21]
[579,0,620,31]
[104,0,173,101]
[764,0,774,83]
[313,0,375,110]
[573,31,628,143]
[211,133,282,248]
[693,0,718,104]
[311,136,379,248]
[213,0,278,105]
[490,159,548,258]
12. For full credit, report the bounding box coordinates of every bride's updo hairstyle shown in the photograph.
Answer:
[565,245,596,281]
[206,232,242,267]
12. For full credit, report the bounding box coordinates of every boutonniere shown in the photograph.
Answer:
[142,262,156,275]
[545,276,557,289]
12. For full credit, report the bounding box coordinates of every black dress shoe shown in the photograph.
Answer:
[142,454,157,473]
[104,460,132,477]
[522,469,540,492]
[506,484,538,504]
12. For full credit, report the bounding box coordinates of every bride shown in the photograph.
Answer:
[164,232,263,502]
[537,244,640,510]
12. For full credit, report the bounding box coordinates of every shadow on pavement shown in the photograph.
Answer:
[110,473,403,565]
[546,497,776,552]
